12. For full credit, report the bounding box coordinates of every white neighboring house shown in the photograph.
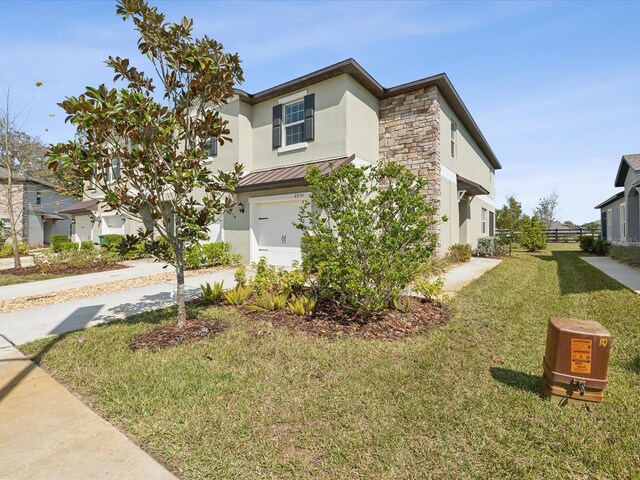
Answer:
[62,59,502,265]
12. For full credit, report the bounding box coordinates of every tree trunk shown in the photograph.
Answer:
[2,104,21,269]
[175,243,187,326]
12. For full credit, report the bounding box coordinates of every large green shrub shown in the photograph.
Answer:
[519,215,547,252]
[448,244,472,263]
[50,234,70,252]
[579,236,595,252]
[296,161,437,313]
[610,244,640,266]
[476,237,504,258]
[100,234,125,253]
[579,236,611,256]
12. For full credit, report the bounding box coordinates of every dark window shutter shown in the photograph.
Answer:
[272,104,282,149]
[304,94,315,141]
[601,211,607,239]
[489,211,495,236]
[208,137,218,157]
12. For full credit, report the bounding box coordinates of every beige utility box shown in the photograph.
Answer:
[542,317,612,407]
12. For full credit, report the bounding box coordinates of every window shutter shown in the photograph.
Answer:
[304,94,315,141]
[272,104,282,149]
[208,137,218,157]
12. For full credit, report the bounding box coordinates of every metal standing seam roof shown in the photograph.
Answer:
[235,155,355,193]
[58,199,99,214]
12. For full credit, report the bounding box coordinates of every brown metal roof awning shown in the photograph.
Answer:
[457,175,489,196]
[41,213,65,221]
[236,155,355,193]
[58,199,99,215]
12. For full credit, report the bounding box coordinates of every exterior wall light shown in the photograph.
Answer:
[238,202,245,214]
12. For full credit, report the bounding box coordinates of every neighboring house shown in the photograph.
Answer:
[548,221,573,231]
[0,166,76,246]
[595,154,640,243]
[63,59,501,266]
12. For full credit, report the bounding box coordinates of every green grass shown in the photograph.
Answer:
[21,244,640,479]
[0,271,70,286]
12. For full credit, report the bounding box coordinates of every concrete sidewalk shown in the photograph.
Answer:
[0,268,238,345]
[0,259,171,301]
[0,257,34,270]
[0,342,177,480]
[581,256,640,295]
[442,257,502,295]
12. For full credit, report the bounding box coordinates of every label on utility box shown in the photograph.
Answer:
[571,338,592,374]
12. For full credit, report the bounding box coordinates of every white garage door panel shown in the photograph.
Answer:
[256,200,303,267]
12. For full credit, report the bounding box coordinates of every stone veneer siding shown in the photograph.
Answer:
[379,86,442,245]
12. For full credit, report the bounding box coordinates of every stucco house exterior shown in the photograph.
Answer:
[595,154,640,244]
[64,59,501,266]
[0,166,76,246]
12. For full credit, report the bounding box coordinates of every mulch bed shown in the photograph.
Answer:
[130,319,227,352]
[239,297,450,341]
[1,263,127,276]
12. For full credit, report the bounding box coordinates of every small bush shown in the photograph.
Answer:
[476,237,504,258]
[80,240,95,251]
[393,295,413,313]
[414,276,446,302]
[610,244,640,267]
[579,236,595,252]
[0,242,28,257]
[50,234,70,252]
[251,258,306,296]
[183,242,240,269]
[59,241,78,252]
[250,292,288,312]
[287,295,317,316]
[234,265,247,287]
[420,255,451,278]
[448,244,472,263]
[100,234,125,254]
[33,249,119,271]
[224,285,253,305]
[200,281,224,304]
[519,215,547,252]
[592,238,611,255]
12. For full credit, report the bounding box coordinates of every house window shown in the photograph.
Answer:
[36,191,41,205]
[450,120,457,158]
[112,157,121,181]
[481,208,487,235]
[607,209,613,241]
[284,99,305,146]
[1,218,10,229]
[620,203,626,240]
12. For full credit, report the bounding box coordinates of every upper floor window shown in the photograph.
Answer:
[272,93,315,150]
[284,99,305,146]
[481,207,487,234]
[450,120,457,158]
[36,191,42,205]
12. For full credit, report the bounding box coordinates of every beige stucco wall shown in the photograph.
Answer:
[345,76,380,164]
[0,182,25,242]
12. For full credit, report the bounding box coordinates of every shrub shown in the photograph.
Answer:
[414,276,446,302]
[100,234,125,254]
[200,281,225,304]
[50,234,70,252]
[224,285,253,306]
[420,255,451,278]
[250,292,288,312]
[202,242,240,266]
[59,241,78,252]
[610,244,640,266]
[251,258,306,296]
[579,236,595,252]
[0,242,29,257]
[0,224,9,246]
[296,161,437,313]
[592,238,611,256]
[393,295,413,313]
[234,265,247,287]
[519,215,547,252]
[476,237,504,258]
[80,240,95,251]
[448,243,472,263]
[33,249,119,271]
[287,295,317,316]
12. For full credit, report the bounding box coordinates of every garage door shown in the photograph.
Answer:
[255,200,304,267]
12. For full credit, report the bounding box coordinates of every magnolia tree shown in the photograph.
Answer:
[48,0,244,325]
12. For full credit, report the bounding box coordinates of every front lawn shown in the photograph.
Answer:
[21,244,640,478]
[0,271,71,287]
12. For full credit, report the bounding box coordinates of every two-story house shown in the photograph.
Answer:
[0,166,76,246]
[64,59,501,266]
[595,154,640,243]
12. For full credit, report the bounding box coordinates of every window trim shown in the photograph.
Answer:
[620,203,626,240]
[282,98,306,147]
[481,207,487,235]
[450,120,457,158]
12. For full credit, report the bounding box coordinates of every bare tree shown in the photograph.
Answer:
[534,190,560,230]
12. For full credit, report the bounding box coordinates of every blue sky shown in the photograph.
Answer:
[1,0,638,224]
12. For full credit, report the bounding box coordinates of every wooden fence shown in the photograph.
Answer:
[496,228,601,243]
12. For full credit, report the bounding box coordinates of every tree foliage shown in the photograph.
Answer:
[48,0,244,324]
[519,214,547,252]
[295,161,437,313]
[534,190,559,230]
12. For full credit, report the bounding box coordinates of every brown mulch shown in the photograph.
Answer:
[239,296,450,341]
[1,263,126,276]
[130,319,227,352]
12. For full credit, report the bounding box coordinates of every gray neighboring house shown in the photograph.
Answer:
[0,166,77,246]
[595,154,640,244]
